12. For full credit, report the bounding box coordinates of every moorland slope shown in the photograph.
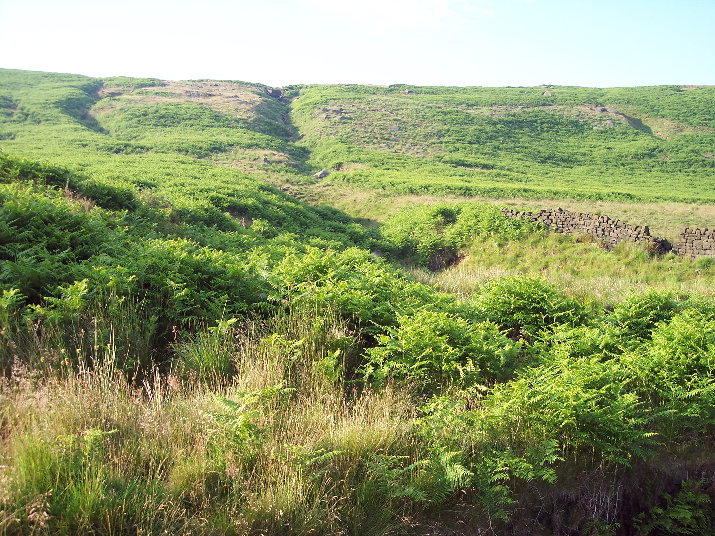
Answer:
[0,69,714,536]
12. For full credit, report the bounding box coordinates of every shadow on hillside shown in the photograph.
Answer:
[251,90,311,174]
[58,81,109,135]
[75,110,109,135]
[622,113,654,136]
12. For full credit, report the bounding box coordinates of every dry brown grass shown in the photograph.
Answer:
[91,80,265,124]
[0,313,418,535]
[210,147,297,175]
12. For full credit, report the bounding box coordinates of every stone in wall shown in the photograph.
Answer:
[671,228,715,258]
[501,207,672,254]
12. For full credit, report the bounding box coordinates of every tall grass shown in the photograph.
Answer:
[2,293,714,535]
[0,309,420,536]
[412,231,715,303]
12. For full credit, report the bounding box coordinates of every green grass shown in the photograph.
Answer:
[291,84,715,202]
[1,68,714,535]
[299,184,715,242]
[413,231,715,303]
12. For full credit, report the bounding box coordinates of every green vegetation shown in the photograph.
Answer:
[293,84,715,202]
[415,229,715,303]
[0,68,714,535]
[381,202,542,268]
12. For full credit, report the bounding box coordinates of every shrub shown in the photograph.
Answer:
[0,151,79,189]
[0,183,119,301]
[381,202,540,268]
[622,310,715,434]
[634,480,714,535]
[269,247,460,334]
[76,179,137,210]
[610,290,683,342]
[474,276,584,341]
[480,354,655,464]
[363,310,520,391]
[539,323,624,362]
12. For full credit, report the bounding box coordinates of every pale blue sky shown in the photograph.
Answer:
[1,0,713,87]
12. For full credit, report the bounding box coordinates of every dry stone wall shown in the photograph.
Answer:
[502,207,715,258]
[671,228,715,258]
[501,208,672,253]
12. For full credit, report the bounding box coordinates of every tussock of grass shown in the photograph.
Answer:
[0,312,416,536]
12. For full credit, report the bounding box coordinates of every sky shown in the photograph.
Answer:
[1,0,714,87]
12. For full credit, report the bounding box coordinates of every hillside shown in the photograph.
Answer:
[2,70,715,204]
[1,69,714,536]
[292,83,715,202]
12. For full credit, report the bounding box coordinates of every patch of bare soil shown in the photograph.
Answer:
[91,80,267,124]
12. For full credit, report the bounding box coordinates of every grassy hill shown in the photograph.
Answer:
[0,68,714,536]
[2,69,715,204]
[292,83,715,202]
